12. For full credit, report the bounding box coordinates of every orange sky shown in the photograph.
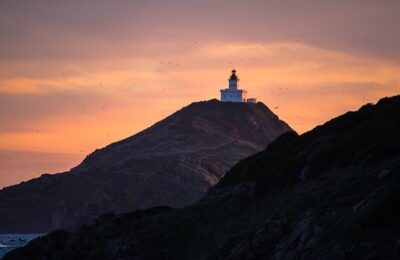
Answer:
[1,0,400,188]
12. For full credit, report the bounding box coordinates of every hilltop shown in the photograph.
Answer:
[0,99,291,233]
[6,95,400,259]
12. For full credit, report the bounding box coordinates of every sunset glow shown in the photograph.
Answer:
[1,0,399,188]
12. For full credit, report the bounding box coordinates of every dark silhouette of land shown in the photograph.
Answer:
[6,95,400,259]
[0,99,291,233]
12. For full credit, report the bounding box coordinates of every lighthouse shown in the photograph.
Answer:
[220,70,247,102]
[220,70,256,103]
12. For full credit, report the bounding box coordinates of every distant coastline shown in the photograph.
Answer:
[0,234,43,258]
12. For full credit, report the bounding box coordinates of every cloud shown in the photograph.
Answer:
[0,0,399,186]
[1,0,399,62]
[1,41,399,135]
[0,91,114,124]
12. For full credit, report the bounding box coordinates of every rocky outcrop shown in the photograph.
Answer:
[6,95,400,259]
[0,99,291,233]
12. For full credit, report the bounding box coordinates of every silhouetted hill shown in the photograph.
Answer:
[0,99,291,233]
[6,95,400,259]
[218,95,400,190]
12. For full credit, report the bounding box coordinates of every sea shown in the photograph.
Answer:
[0,234,43,259]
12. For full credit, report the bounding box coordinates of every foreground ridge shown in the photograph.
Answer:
[6,95,400,259]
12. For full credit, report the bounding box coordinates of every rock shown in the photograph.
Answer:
[0,100,291,233]
[300,166,311,181]
[6,95,400,260]
[379,169,391,179]
[318,247,346,260]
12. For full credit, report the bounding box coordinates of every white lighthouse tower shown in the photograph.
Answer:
[220,70,247,102]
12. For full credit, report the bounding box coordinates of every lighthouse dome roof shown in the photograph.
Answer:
[229,69,239,81]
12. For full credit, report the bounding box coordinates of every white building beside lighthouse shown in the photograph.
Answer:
[220,70,256,103]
